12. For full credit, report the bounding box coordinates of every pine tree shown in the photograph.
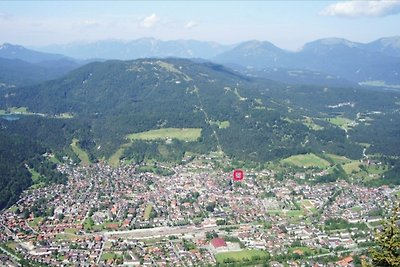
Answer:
[368,205,400,266]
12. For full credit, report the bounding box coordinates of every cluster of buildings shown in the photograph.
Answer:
[0,158,398,266]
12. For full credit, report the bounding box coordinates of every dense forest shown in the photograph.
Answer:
[0,131,67,209]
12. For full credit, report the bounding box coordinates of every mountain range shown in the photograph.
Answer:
[29,36,400,85]
[214,37,400,84]
[1,36,400,87]
[35,38,233,60]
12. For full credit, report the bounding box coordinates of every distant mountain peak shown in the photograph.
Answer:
[238,40,280,50]
[0,42,67,63]
[0,43,23,50]
[303,38,359,49]
[374,36,400,48]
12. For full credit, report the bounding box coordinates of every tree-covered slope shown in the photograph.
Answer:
[3,58,399,164]
[0,131,67,209]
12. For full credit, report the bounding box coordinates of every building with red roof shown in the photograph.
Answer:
[210,237,227,249]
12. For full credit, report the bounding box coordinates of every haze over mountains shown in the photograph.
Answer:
[25,35,400,86]
[0,43,81,86]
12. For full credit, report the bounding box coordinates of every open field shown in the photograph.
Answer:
[215,249,268,263]
[326,116,354,130]
[326,154,351,164]
[144,204,153,220]
[127,128,201,142]
[101,252,122,261]
[282,153,331,168]
[299,200,315,209]
[211,120,230,129]
[71,138,91,165]
[28,217,44,229]
[286,210,305,217]
[342,161,361,174]
[108,143,131,167]
[302,116,324,130]
[28,167,42,183]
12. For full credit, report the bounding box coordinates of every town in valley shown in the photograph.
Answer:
[0,154,396,266]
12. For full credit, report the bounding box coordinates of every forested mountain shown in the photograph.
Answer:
[0,57,80,87]
[2,58,400,162]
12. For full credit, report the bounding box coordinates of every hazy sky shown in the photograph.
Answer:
[0,1,399,50]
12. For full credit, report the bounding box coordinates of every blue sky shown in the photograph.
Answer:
[0,1,399,50]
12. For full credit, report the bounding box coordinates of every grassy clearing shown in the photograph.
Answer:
[5,242,18,250]
[233,88,247,101]
[156,60,192,81]
[282,153,331,168]
[10,107,29,113]
[64,228,78,234]
[286,210,305,217]
[27,167,42,183]
[29,182,45,189]
[28,217,44,229]
[55,113,74,119]
[343,161,361,174]
[215,250,267,263]
[144,204,153,220]
[267,210,282,216]
[48,154,61,164]
[101,252,122,261]
[299,200,314,209]
[127,128,201,142]
[71,138,91,165]
[108,147,126,167]
[8,206,18,213]
[352,206,362,212]
[326,116,354,130]
[326,154,351,164]
[211,120,230,129]
[302,116,324,130]
[108,143,132,167]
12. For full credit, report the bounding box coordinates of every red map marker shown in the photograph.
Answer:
[233,169,244,181]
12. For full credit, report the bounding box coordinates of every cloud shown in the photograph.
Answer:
[82,20,100,28]
[320,0,400,18]
[140,13,159,28]
[184,20,198,29]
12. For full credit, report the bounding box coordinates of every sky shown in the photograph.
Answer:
[0,1,399,51]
